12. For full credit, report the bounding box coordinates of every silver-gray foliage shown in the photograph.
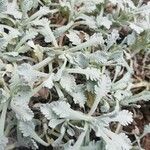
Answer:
[0,0,150,150]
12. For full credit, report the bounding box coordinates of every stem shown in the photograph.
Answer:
[6,143,17,150]
[1,78,10,93]
[31,131,49,146]
[137,0,143,7]
[88,97,102,116]
[38,0,44,6]
[45,25,59,47]
[55,83,64,98]
[115,123,122,133]
[55,21,74,37]
[33,57,53,70]
[69,0,75,22]
[28,9,58,22]
[0,101,9,136]
[5,121,15,136]
[66,35,102,52]
[48,3,60,7]
[133,134,143,150]
[32,83,44,96]
[131,81,150,90]
[69,109,93,121]
[132,134,145,145]
[72,123,88,150]
[66,42,92,52]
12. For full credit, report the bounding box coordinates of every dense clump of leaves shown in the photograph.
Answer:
[0,0,150,150]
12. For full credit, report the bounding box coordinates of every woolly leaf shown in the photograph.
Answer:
[134,2,150,14]
[129,23,144,34]
[71,89,86,107]
[17,134,38,150]
[121,90,150,105]
[76,14,97,29]
[17,63,47,87]
[144,123,150,135]
[19,121,49,146]
[0,0,7,13]
[91,122,132,150]
[0,25,21,51]
[80,1,97,13]
[40,103,57,120]
[111,110,133,126]
[3,0,22,19]
[43,73,54,89]
[48,119,65,129]
[101,100,110,113]
[83,67,101,80]
[50,101,92,121]
[28,6,52,21]
[0,135,8,150]
[0,88,10,103]
[66,30,81,45]
[21,0,38,14]
[112,72,131,91]
[19,121,35,137]
[95,74,111,98]
[52,101,71,118]
[31,18,58,46]
[114,90,132,101]
[81,141,103,150]
[67,67,101,81]
[60,72,76,92]
[11,86,34,121]
[15,30,38,50]
[11,101,34,121]
[73,52,89,68]
[110,0,135,10]
[88,51,108,64]
[96,16,112,29]
[105,132,132,150]
[106,29,119,50]
[66,33,104,52]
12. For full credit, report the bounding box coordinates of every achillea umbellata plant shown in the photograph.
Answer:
[0,0,150,149]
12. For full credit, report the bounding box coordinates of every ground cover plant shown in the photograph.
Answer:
[0,0,150,149]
